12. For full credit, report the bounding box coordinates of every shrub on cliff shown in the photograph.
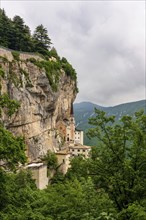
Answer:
[0,93,26,171]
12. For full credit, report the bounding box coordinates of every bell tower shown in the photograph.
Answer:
[66,103,75,143]
[70,103,75,142]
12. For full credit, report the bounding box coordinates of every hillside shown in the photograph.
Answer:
[74,100,146,146]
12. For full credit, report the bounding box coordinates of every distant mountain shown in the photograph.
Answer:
[74,100,146,146]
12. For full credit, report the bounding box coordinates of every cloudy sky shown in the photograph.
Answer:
[1,0,145,106]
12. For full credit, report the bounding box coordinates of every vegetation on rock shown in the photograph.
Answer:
[42,150,58,170]
[0,93,26,171]
[0,9,78,92]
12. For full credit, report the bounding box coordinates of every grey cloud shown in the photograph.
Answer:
[1,0,145,106]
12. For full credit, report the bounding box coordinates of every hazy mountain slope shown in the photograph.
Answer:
[74,100,146,146]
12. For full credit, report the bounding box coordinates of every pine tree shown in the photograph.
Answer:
[0,9,12,47]
[33,24,52,55]
[12,15,32,51]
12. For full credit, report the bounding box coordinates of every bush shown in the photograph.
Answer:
[11,51,20,61]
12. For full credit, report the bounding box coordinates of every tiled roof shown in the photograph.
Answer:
[56,149,71,155]
[69,144,91,150]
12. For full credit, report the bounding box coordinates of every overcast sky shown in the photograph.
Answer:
[1,0,145,106]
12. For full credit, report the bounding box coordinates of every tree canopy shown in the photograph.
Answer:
[33,24,52,55]
[67,109,146,219]
[86,109,146,219]
[0,9,52,55]
[0,108,146,219]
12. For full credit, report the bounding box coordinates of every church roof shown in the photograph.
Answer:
[75,128,83,132]
[69,144,91,150]
[56,148,71,155]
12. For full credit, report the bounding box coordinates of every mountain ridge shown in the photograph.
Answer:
[75,99,146,108]
[74,99,146,146]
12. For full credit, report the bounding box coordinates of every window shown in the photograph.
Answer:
[83,150,85,152]
[78,149,80,152]
[72,149,74,152]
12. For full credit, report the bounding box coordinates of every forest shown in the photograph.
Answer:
[0,9,146,220]
[0,9,51,55]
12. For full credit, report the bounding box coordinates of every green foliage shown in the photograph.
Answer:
[0,125,26,170]
[0,9,12,48]
[29,57,78,92]
[33,24,52,55]
[0,93,20,117]
[61,57,77,80]
[0,93,25,171]
[29,58,61,92]
[61,57,78,93]
[49,47,60,60]
[33,178,116,220]
[0,169,38,216]
[87,109,146,219]
[27,57,37,63]
[0,65,5,91]
[0,65,5,78]
[0,108,144,219]
[50,171,65,184]
[0,169,117,220]
[28,56,78,92]
[42,150,58,170]
[11,51,20,61]
[0,9,50,54]
[119,202,146,220]
[66,155,89,180]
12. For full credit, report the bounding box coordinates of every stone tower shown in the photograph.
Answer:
[66,103,75,143]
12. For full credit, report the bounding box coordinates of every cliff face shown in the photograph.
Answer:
[0,48,77,162]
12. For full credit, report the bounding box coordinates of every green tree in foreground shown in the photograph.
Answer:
[87,109,146,219]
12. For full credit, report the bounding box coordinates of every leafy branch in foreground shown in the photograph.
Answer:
[0,125,26,170]
[0,93,20,117]
[87,109,146,219]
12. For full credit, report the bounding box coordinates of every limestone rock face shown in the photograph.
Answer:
[0,48,77,161]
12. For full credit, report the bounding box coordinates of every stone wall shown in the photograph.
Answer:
[0,46,42,62]
[27,163,48,189]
